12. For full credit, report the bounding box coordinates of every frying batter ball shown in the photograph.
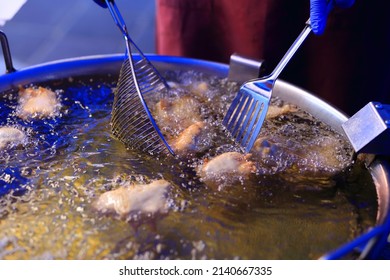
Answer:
[93,179,171,219]
[169,121,206,155]
[253,137,279,158]
[188,81,209,100]
[16,86,61,120]
[301,136,350,172]
[154,96,202,133]
[0,126,26,149]
[266,104,298,119]
[198,152,256,182]
[252,133,351,180]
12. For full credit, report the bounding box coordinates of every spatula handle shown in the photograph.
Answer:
[269,0,334,81]
[268,21,311,81]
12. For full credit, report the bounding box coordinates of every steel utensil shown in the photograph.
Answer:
[95,0,174,156]
[223,20,312,153]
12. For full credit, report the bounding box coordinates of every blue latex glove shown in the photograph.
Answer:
[310,0,355,35]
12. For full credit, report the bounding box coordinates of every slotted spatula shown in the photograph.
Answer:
[94,0,174,156]
[223,19,312,153]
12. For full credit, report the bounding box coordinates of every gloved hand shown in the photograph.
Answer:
[310,0,355,35]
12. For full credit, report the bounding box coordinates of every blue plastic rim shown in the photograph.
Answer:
[0,54,389,259]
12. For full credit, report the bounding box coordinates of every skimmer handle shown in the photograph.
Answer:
[0,30,15,73]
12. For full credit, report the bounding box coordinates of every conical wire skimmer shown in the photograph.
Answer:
[95,0,174,156]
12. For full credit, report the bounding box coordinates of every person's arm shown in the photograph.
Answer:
[310,0,355,35]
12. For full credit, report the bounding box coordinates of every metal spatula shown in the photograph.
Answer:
[94,0,174,156]
[223,20,312,153]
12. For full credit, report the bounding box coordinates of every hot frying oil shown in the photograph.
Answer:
[0,72,377,259]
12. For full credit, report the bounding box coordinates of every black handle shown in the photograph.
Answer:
[0,30,16,74]
[93,0,113,8]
